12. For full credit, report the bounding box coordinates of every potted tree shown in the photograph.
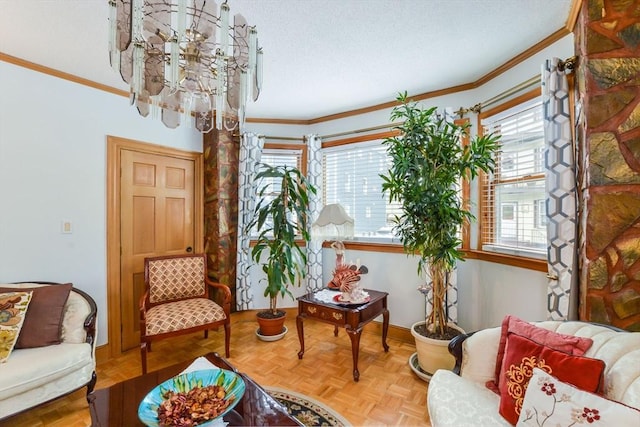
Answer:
[380,92,500,374]
[247,163,316,340]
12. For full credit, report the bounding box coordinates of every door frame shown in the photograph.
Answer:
[106,135,204,357]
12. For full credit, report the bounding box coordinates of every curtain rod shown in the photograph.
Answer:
[480,74,541,110]
[263,135,304,141]
[262,123,400,142]
[320,122,402,140]
[457,74,541,117]
[460,55,578,116]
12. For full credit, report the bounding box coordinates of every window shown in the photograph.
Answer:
[534,199,547,229]
[322,139,401,241]
[479,92,546,258]
[251,143,306,237]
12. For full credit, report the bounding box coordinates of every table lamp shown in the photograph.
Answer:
[312,203,354,266]
[312,204,368,299]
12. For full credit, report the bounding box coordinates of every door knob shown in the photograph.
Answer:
[186,246,193,253]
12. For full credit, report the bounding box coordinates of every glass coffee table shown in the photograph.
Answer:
[88,352,301,426]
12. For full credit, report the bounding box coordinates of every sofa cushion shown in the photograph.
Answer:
[0,291,32,363]
[0,342,93,400]
[498,333,605,425]
[428,369,512,426]
[489,315,593,393]
[0,283,72,348]
[517,368,640,426]
[61,290,92,344]
[535,321,640,409]
[461,327,502,384]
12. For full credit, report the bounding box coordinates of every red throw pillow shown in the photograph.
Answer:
[0,283,73,348]
[487,315,593,394]
[497,333,605,425]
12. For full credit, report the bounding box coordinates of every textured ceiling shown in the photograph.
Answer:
[0,0,573,120]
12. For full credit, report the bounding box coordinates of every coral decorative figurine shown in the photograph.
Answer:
[328,262,369,301]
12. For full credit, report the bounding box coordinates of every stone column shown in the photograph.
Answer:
[576,0,640,330]
[203,129,240,311]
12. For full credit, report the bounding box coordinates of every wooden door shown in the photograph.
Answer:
[120,150,196,351]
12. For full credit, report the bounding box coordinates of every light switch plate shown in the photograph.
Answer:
[61,220,73,234]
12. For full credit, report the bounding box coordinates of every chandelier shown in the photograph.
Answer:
[108,0,263,133]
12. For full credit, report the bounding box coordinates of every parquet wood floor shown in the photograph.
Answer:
[1,314,432,427]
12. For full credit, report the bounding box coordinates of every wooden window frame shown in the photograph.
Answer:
[461,88,546,272]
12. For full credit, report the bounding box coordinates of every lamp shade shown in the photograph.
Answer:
[312,204,355,239]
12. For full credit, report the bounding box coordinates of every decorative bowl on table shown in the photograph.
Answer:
[138,368,245,426]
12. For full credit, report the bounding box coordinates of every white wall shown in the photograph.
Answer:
[0,61,202,346]
[0,34,572,348]
[245,36,573,333]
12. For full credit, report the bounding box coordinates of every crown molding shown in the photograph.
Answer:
[0,25,572,126]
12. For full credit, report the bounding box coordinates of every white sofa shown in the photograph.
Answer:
[427,321,640,426]
[0,282,97,420]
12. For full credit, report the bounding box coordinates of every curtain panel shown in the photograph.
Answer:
[305,134,324,292]
[235,133,265,310]
[542,58,579,320]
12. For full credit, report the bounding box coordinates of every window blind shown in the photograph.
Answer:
[322,140,401,240]
[480,99,547,257]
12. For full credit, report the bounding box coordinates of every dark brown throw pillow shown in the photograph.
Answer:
[0,283,73,348]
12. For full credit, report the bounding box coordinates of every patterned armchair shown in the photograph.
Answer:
[140,253,231,374]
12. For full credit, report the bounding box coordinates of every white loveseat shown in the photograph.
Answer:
[0,282,97,420]
[427,320,640,426]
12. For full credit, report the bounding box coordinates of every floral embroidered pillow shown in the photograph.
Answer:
[0,291,33,363]
[497,333,605,425]
[517,368,640,426]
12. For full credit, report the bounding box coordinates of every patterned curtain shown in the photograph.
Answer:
[542,58,578,320]
[447,269,458,324]
[235,133,265,310]
[305,134,324,292]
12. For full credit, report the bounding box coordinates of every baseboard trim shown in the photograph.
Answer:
[368,322,413,344]
[95,344,110,364]
[95,308,414,363]
[233,308,414,344]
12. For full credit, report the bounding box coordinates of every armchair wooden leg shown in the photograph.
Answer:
[141,341,149,374]
[204,330,209,339]
[224,322,230,358]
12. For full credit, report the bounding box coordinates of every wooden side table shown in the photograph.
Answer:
[296,289,389,381]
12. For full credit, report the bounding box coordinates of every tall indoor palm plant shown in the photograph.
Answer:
[381,92,500,341]
[247,163,316,337]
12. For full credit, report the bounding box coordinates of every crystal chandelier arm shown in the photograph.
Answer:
[169,0,187,90]
[220,2,230,55]
[248,27,257,72]
[255,47,263,97]
[110,0,261,132]
[108,0,119,69]
[215,51,225,130]
[130,0,145,95]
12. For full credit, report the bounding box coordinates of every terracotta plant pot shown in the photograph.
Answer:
[256,311,287,337]
[411,321,465,377]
